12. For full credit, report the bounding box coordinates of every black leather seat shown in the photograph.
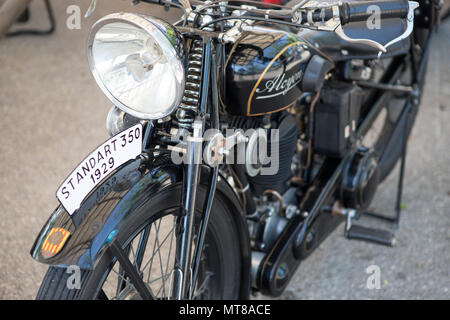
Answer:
[284,0,410,60]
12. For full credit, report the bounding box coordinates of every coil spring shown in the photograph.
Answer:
[175,40,203,130]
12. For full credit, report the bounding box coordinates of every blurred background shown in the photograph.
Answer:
[0,0,448,299]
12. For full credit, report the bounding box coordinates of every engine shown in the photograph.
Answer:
[228,111,299,198]
[246,112,298,196]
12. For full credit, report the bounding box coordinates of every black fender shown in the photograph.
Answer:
[30,157,251,298]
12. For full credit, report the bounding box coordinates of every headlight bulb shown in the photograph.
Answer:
[141,37,166,65]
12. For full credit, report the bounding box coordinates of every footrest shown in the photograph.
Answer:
[346,224,396,247]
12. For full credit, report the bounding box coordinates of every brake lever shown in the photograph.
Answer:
[299,3,387,53]
[293,1,419,56]
[178,0,193,13]
[379,1,419,57]
[85,0,98,18]
[334,22,388,53]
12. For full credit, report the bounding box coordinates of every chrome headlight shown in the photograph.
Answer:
[87,13,185,120]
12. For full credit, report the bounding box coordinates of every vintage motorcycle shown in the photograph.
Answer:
[30,0,442,299]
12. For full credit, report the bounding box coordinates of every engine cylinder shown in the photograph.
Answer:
[247,112,298,195]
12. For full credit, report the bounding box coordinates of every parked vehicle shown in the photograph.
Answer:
[30,0,443,299]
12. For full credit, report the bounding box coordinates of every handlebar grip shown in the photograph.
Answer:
[140,0,163,4]
[141,0,184,5]
[339,0,410,25]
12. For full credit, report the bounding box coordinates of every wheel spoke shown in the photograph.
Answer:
[192,271,213,299]
[146,218,162,284]
[111,264,133,298]
[115,245,131,296]
[109,240,154,300]
[164,216,176,282]
[135,225,151,270]
[154,218,168,297]
[99,211,212,300]
[141,223,176,282]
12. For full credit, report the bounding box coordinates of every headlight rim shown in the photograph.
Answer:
[87,12,185,120]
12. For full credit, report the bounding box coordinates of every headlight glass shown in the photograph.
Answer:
[88,13,185,120]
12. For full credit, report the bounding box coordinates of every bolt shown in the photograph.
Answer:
[306,232,314,243]
[276,264,288,280]
[139,153,150,162]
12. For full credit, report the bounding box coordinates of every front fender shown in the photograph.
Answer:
[30,158,251,280]
[30,158,179,269]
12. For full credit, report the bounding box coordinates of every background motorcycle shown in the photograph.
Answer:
[30,0,442,299]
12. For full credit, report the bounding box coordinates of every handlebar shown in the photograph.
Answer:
[139,0,413,32]
[138,0,417,53]
[140,0,182,6]
[293,0,410,26]
[139,0,165,4]
[140,0,411,26]
[339,0,409,25]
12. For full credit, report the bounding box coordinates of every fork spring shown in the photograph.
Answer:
[175,40,204,130]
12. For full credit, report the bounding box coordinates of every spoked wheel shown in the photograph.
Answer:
[36,184,242,300]
[362,57,422,181]
[98,212,216,300]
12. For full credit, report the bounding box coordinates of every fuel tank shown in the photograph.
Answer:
[225,32,312,117]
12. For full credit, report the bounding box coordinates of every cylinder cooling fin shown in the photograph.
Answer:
[245,128,268,178]
[247,112,298,195]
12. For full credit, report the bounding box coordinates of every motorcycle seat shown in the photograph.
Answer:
[284,0,410,60]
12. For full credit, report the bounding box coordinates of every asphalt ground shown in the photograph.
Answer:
[0,0,448,299]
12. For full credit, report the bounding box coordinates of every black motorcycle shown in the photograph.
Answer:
[30,0,442,299]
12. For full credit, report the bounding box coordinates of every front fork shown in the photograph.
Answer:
[171,119,204,299]
[171,39,216,299]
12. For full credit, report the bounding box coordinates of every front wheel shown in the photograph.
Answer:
[36,184,242,300]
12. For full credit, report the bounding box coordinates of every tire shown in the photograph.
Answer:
[369,53,428,181]
[373,92,419,181]
[36,183,242,300]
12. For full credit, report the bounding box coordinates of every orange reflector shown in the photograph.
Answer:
[41,228,70,258]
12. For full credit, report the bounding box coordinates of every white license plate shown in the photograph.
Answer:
[56,123,143,215]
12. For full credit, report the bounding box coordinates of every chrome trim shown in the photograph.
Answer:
[87,13,186,120]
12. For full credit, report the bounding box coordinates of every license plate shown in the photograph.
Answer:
[56,123,143,215]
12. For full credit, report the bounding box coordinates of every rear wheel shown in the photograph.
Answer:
[362,92,417,181]
[36,184,242,300]
[363,53,427,181]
